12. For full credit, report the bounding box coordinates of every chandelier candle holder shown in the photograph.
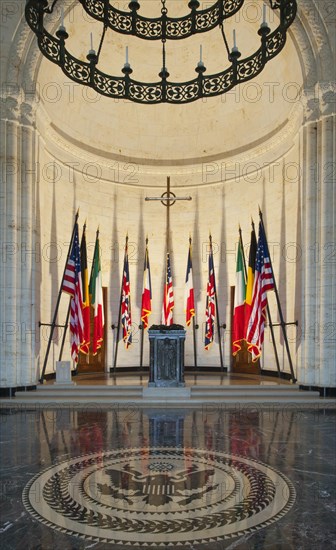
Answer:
[25,0,297,104]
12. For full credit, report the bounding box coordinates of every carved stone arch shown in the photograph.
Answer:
[290,15,317,87]
[309,0,335,79]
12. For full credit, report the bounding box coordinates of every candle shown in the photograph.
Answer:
[200,44,203,63]
[126,46,129,64]
[263,4,266,24]
[233,29,237,48]
[90,33,93,51]
[61,7,64,27]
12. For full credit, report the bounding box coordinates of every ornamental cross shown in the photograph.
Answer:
[145,177,192,250]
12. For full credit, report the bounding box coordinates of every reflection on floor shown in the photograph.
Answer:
[1,404,335,549]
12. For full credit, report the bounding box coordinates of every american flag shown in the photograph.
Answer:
[205,239,216,350]
[162,252,174,325]
[185,240,195,327]
[121,240,132,348]
[246,221,275,361]
[141,241,152,330]
[61,222,84,362]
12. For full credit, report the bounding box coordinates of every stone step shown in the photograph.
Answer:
[14,388,142,400]
[191,384,299,391]
[10,387,322,405]
[1,397,332,408]
[14,390,314,400]
[190,389,320,398]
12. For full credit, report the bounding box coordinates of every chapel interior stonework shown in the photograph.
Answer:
[0,2,335,549]
[1,0,334,390]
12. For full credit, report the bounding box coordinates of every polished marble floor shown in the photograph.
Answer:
[0,404,335,549]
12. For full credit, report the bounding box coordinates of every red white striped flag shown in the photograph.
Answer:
[205,236,216,350]
[141,240,152,330]
[61,222,84,362]
[185,239,195,327]
[121,238,132,348]
[162,252,174,325]
[246,221,275,361]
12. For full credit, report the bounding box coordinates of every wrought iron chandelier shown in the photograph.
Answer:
[25,0,297,104]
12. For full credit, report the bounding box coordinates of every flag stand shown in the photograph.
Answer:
[241,223,282,378]
[113,235,130,372]
[113,295,122,373]
[38,211,79,383]
[210,234,224,372]
[215,292,224,372]
[265,302,282,377]
[192,317,198,369]
[259,210,297,383]
[139,237,151,371]
[139,325,145,371]
[58,303,71,362]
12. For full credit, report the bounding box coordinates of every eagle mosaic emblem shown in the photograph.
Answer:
[23,447,296,547]
[97,462,218,507]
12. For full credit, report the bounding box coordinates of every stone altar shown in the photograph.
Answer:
[148,325,186,387]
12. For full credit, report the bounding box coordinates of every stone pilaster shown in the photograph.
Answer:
[19,118,36,385]
[299,111,335,387]
[1,117,19,386]
[0,99,37,388]
[319,115,335,386]
[300,122,318,385]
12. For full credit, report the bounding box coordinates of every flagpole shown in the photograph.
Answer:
[139,323,144,370]
[166,176,170,253]
[58,303,70,362]
[39,210,79,383]
[58,221,87,366]
[233,225,247,371]
[192,316,198,369]
[210,234,224,372]
[189,236,198,369]
[258,210,296,383]
[238,225,247,278]
[139,237,148,371]
[113,234,128,372]
[251,219,281,377]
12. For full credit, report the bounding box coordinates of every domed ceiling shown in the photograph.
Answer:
[36,0,303,165]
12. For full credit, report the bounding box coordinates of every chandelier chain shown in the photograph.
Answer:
[161,0,168,16]
[161,0,167,70]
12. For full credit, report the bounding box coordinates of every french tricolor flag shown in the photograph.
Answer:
[185,240,195,327]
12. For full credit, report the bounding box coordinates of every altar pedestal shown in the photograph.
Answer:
[54,361,75,385]
[148,325,186,387]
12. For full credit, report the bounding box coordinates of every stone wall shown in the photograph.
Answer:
[0,0,335,387]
